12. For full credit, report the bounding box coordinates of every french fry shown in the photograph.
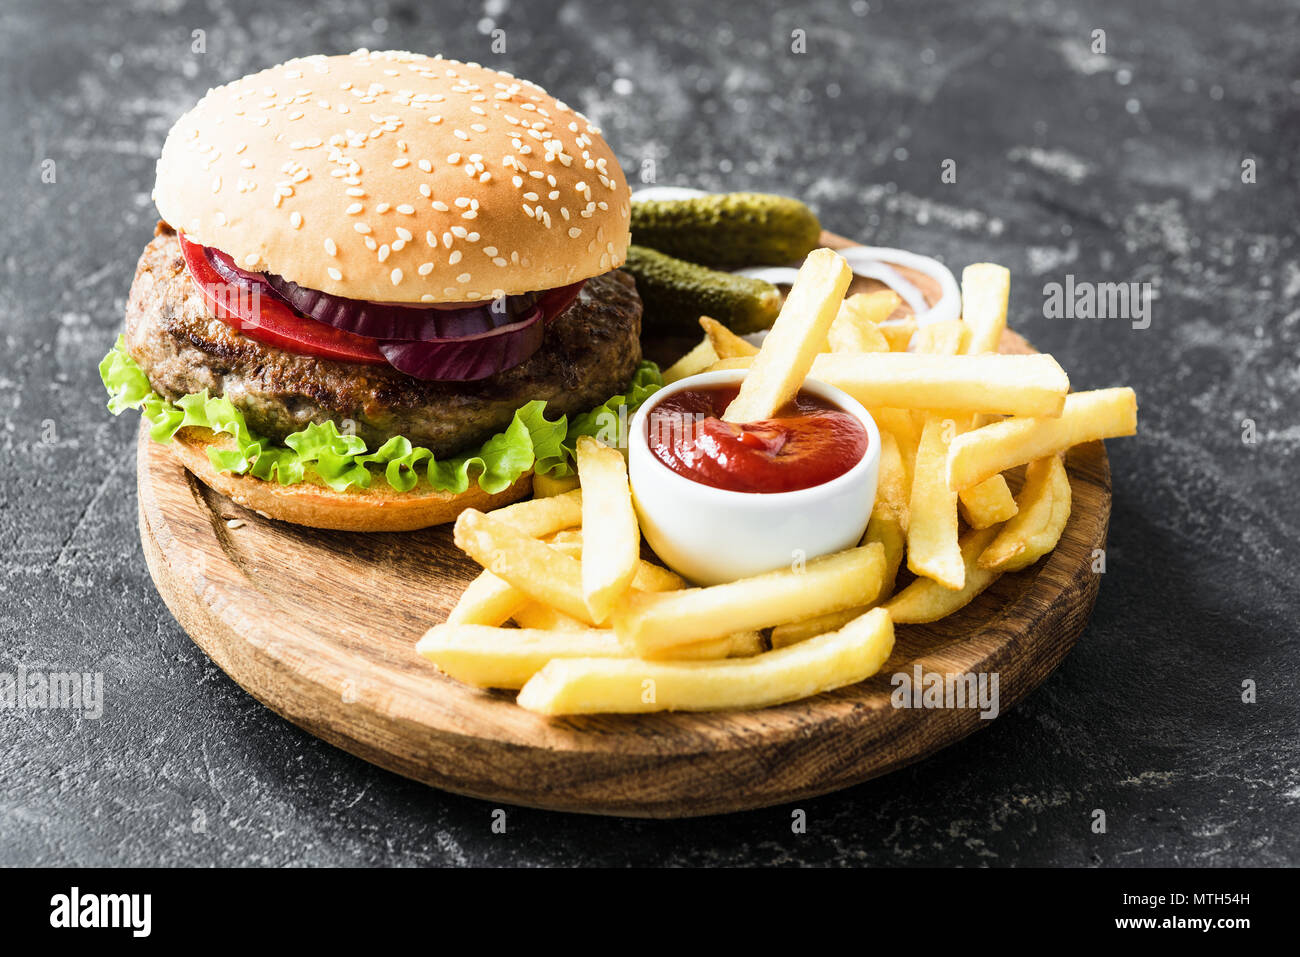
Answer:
[979,455,1072,571]
[449,509,587,629]
[662,336,719,384]
[827,292,897,353]
[631,560,688,593]
[725,631,766,658]
[614,543,886,656]
[769,608,859,650]
[810,352,1069,418]
[699,316,759,358]
[723,248,852,422]
[869,408,919,476]
[848,290,902,324]
[417,624,623,688]
[446,569,528,626]
[575,436,640,623]
[531,470,580,498]
[828,315,890,354]
[952,410,1018,530]
[707,356,755,373]
[907,415,964,590]
[947,387,1138,491]
[879,319,917,352]
[492,488,583,537]
[769,504,905,649]
[454,532,679,630]
[512,600,589,632]
[868,504,907,599]
[517,608,895,715]
[874,430,910,530]
[659,635,751,661]
[959,263,1011,356]
[418,623,749,690]
[913,319,968,356]
[545,528,583,549]
[958,473,1019,529]
[886,525,1003,623]
[454,509,597,625]
[550,528,688,592]
[942,401,1016,527]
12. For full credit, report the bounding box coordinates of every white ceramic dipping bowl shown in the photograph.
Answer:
[628,369,881,585]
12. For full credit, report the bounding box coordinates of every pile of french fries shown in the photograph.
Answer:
[418,250,1138,716]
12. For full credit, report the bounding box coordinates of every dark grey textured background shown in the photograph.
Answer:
[2,0,1297,866]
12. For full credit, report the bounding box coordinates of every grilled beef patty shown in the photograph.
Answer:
[124,226,643,456]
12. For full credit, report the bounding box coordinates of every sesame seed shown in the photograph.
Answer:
[324,238,337,256]
[392,158,410,168]
[449,251,462,264]
[378,245,390,262]
[354,222,372,234]
[346,203,363,215]
[418,262,434,276]
[396,227,413,241]
[456,273,471,283]
[328,267,343,281]
[397,204,415,215]
[568,227,581,238]
[376,202,391,213]
[244,253,259,266]
[290,211,303,228]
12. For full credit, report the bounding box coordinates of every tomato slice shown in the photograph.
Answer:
[537,280,584,327]
[179,234,387,364]
[179,233,588,369]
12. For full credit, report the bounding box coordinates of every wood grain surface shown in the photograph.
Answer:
[136,234,1111,817]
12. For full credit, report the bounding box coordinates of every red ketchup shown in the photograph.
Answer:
[646,385,868,493]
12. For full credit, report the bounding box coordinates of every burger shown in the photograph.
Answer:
[101,49,652,531]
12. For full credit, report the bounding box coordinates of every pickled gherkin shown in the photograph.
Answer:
[630,193,822,267]
[623,245,781,334]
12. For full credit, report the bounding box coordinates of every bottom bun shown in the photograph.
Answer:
[166,427,532,532]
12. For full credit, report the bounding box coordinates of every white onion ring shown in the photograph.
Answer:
[838,246,961,327]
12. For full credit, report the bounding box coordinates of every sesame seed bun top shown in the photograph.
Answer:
[152,50,631,303]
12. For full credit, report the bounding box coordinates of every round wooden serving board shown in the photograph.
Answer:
[136,233,1111,818]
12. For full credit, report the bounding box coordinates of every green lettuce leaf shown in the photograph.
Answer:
[99,335,661,494]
